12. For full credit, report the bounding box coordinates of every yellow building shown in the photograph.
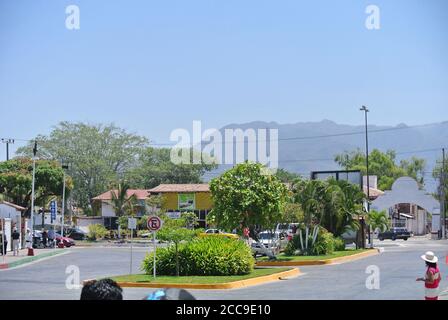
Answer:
[148,184,212,228]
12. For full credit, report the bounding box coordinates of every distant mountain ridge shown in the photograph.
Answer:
[204,120,448,192]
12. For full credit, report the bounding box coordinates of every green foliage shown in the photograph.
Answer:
[281,203,304,224]
[16,122,148,212]
[275,168,300,183]
[0,158,73,208]
[88,224,109,241]
[291,178,364,237]
[335,149,426,190]
[126,147,217,189]
[367,210,390,233]
[284,228,340,256]
[110,182,138,217]
[141,237,254,276]
[210,162,289,234]
[182,212,199,229]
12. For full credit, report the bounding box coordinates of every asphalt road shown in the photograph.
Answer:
[0,238,447,300]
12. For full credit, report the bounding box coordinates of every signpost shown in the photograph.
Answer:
[147,216,163,279]
[128,218,137,275]
[50,200,57,224]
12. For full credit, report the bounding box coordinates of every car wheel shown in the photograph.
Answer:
[378,237,384,241]
[403,238,408,241]
[391,236,396,241]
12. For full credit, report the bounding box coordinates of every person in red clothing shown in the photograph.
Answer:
[416,251,441,300]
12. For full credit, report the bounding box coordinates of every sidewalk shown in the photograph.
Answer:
[0,248,68,270]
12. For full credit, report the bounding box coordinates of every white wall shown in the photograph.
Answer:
[101,202,116,217]
[76,217,104,233]
[0,204,22,222]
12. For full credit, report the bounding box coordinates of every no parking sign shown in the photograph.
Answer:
[147,216,163,232]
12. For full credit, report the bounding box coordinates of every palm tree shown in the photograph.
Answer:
[367,210,390,234]
[110,182,137,217]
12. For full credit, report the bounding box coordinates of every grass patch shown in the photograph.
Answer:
[111,268,291,284]
[257,249,370,262]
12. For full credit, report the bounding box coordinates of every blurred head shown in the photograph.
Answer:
[143,288,196,300]
[80,279,123,300]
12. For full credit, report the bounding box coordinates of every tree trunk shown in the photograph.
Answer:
[175,242,180,277]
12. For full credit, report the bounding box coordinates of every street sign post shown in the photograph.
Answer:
[50,200,57,223]
[128,218,137,275]
[147,216,163,279]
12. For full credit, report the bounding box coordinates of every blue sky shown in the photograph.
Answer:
[0,0,447,155]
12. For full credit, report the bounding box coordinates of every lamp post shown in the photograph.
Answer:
[29,141,38,256]
[61,163,69,238]
[360,106,372,249]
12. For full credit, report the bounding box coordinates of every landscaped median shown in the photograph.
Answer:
[0,249,68,270]
[101,268,300,290]
[256,248,380,266]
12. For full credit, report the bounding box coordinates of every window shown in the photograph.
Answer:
[178,193,195,210]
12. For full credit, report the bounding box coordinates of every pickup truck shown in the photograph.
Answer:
[378,228,411,241]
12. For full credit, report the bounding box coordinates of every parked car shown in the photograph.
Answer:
[55,233,76,247]
[199,229,239,240]
[378,227,411,241]
[65,228,87,240]
[276,223,300,241]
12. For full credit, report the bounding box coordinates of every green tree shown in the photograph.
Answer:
[16,122,148,213]
[209,162,288,239]
[367,210,390,233]
[126,147,217,189]
[335,149,426,190]
[157,217,197,276]
[109,182,138,217]
[0,158,73,210]
[275,168,300,183]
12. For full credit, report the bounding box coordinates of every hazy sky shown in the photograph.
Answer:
[1,0,447,155]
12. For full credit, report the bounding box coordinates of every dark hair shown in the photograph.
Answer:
[80,279,123,300]
[425,261,437,269]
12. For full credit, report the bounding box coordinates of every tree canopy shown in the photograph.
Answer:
[0,158,73,210]
[334,149,426,190]
[209,162,289,238]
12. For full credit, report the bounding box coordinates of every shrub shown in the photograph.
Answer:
[311,229,334,255]
[141,236,254,276]
[333,237,346,251]
[88,224,108,241]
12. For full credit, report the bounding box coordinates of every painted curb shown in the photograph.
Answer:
[0,249,68,270]
[86,268,300,290]
[255,249,380,267]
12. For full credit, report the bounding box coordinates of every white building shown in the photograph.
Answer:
[0,201,26,251]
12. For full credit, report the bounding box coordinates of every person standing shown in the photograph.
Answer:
[25,229,33,249]
[1,232,7,255]
[12,228,20,256]
[42,229,48,248]
[416,251,441,300]
[48,228,55,248]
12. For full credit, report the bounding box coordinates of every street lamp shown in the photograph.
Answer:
[61,163,69,238]
[29,141,38,256]
[360,106,372,249]
[1,138,15,161]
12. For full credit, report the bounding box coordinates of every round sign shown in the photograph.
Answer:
[147,216,163,232]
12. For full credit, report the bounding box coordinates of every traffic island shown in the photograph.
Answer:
[93,268,300,290]
[255,249,380,266]
[0,249,69,270]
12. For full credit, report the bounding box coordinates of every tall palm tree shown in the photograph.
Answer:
[367,210,390,233]
[110,182,137,217]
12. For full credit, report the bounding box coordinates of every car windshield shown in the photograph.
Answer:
[259,233,275,240]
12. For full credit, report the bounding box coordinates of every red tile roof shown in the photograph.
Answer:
[0,201,26,211]
[364,186,384,199]
[149,184,210,193]
[92,189,151,201]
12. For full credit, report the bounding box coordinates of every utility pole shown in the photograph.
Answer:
[441,148,446,239]
[1,138,15,161]
[29,141,37,256]
[61,163,69,238]
[360,106,371,249]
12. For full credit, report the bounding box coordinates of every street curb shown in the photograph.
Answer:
[86,268,300,290]
[0,249,68,270]
[255,249,380,267]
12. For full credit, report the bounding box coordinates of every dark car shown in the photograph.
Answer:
[65,228,87,240]
[378,227,411,241]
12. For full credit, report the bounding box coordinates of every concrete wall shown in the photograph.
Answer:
[161,192,213,211]
[76,217,104,233]
[101,202,116,217]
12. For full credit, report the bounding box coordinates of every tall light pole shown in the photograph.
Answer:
[29,141,38,256]
[61,163,69,238]
[1,138,15,161]
[441,148,446,239]
[360,106,372,248]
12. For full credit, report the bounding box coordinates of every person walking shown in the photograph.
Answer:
[12,228,20,256]
[48,228,55,248]
[416,251,442,300]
